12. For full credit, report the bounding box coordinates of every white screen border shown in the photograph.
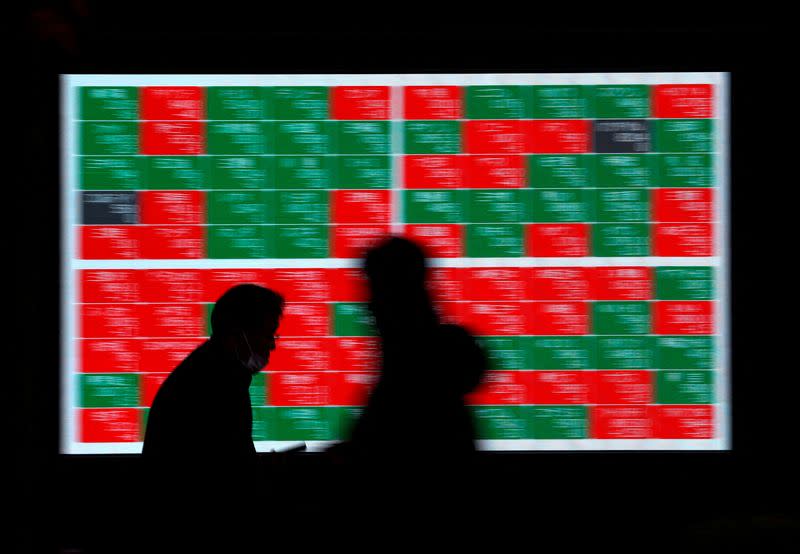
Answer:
[61,72,730,454]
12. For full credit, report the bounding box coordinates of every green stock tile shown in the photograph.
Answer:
[466,189,529,223]
[595,154,656,188]
[268,87,329,120]
[80,87,139,120]
[249,372,266,406]
[336,121,390,154]
[275,156,335,189]
[252,407,274,440]
[596,336,655,369]
[477,336,526,370]
[80,157,144,190]
[145,156,207,190]
[656,154,714,187]
[526,406,588,439]
[528,155,594,188]
[592,223,650,256]
[465,86,533,119]
[207,225,272,259]
[591,85,651,118]
[269,407,340,441]
[656,371,715,404]
[335,156,391,189]
[595,189,650,222]
[523,336,596,370]
[207,190,275,224]
[274,190,329,225]
[404,121,461,154]
[207,122,267,155]
[274,225,329,258]
[652,119,714,153]
[333,302,377,336]
[206,87,264,120]
[80,122,138,155]
[208,156,272,189]
[530,189,594,223]
[79,374,140,408]
[655,267,714,300]
[465,224,524,257]
[531,86,593,119]
[274,121,334,155]
[656,336,715,369]
[592,301,651,335]
[471,406,529,439]
[404,190,465,224]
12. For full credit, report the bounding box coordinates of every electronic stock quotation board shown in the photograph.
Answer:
[61,73,729,453]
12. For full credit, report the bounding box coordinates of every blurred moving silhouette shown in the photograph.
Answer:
[329,236,488,524]
[140,284,283,550]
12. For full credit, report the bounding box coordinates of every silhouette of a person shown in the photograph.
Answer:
[141,284,283,549]
[330,236,487,522]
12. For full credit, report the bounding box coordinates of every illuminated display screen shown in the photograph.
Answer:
[61,73,729,453]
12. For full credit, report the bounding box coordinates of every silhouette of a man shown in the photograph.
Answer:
[324,237,487,534]
[143,284,283,463]
[141,284,283,548]
[339,236,488,466]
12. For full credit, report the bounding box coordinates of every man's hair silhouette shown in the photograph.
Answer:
[211,283,285,337]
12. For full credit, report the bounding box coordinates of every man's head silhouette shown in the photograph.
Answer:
[210,284,284,374]
[365,235,427,293]
[364,236,436,337]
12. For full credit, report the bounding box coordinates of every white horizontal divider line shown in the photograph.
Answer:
[74,257,719,270]
[66,73,727,87]
[67,438,727,455]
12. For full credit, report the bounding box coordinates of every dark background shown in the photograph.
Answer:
[13,3,796,552]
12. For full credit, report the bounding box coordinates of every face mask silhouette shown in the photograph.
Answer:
[240,330,267,374]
